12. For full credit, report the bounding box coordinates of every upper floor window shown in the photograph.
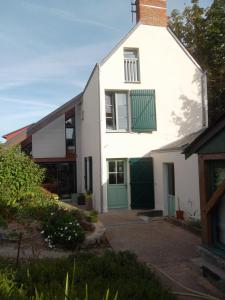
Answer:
[65,114,75,154]
[105,91,128,131]
[124,48,140,83]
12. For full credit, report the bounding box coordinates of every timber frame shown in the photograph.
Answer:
[198,153,225,245]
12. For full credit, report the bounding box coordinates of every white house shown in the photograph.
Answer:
[4,0,208,218]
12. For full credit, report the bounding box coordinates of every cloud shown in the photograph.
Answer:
[0,41,113,90]
[20,1,119,31]
[0,97,58,109]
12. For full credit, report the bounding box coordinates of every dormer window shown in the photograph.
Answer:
[124,48,140,83]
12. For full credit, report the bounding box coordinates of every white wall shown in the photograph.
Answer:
[98,24,204,212]
[152,151,200,220]
[77,67,102,211]
[32,115,66,158]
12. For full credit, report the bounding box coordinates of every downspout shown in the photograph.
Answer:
[97,64,104,213]
[201,71,208,127]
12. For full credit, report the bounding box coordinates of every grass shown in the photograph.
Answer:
[0,251,176,300]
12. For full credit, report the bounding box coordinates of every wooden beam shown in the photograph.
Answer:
[201,153,225,160]
[33,155,76,163]
[198,156,211,244]
[206,179,225,214]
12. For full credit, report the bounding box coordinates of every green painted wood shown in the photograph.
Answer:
[130,90,156,132]
[107,160,128,209]
[130,157,155,209]
[199,130,225,154]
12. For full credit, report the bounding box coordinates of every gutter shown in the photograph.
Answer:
[201,71,208,127]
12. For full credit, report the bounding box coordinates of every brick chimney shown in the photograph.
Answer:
[136,0,167,27]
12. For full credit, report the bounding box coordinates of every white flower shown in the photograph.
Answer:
[41,231,44,234]
[68,236,71,240]
[50,212,54,215]
[65,227,68,230]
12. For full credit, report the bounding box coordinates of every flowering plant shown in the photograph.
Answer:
[41,207,85,250]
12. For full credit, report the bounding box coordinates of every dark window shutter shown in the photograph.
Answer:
[130,90,156,132]
[84,157,87,190]
[89,157,93,193]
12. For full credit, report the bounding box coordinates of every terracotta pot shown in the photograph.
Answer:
[176,210,184,220]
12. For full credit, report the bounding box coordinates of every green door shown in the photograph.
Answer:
[107,160,128,209]
[130,158,155,209]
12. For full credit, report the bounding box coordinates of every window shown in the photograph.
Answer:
[65,114,75,153]
[105,92,128,131]
[84,157,93,193]
[108,160,125,185]
[124,49,140,83]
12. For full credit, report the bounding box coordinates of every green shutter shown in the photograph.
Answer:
[130,90,156,132]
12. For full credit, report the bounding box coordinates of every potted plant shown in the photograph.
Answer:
[85,191,93,211]
[77,193,86,205]
[176,197,184,220]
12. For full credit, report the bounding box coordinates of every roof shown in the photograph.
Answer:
[5,92,83,146]
[184,113,225,158]
[152,128,206,153]
[3,124,33,141]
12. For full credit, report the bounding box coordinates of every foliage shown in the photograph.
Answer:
[86,210,98,223]
[0,145,45,208]
[169,0,225,124]
[0,252,176,300]
[42,206,85,249]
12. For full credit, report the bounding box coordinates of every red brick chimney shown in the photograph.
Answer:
[136,0,167,27]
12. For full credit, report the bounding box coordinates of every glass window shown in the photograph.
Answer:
[65,114,75,152]
[124,48,140,82]
[105,92,128,131]
[108,160,125,185]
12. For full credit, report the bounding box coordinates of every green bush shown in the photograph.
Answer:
[86,210,98,223]
[0,252,175,300]
[0,145,45,208]
[42,207,85,249]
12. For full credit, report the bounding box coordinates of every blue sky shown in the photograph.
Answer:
[0,0,213,140]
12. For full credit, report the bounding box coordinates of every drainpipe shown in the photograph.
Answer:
[201,71,208,127]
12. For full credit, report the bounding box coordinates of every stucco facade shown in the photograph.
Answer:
[152,151,200,219]
[77,23,207,213]
[32,115,66,158]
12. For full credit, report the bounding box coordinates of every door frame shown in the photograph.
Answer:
[107,158,129,210]
[163,163,176,216]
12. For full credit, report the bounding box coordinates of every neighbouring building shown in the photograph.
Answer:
[3,0,208,216]
[184,114,225,261]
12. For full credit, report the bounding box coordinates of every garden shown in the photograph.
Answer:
[0,145,176,299]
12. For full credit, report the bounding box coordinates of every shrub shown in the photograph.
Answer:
[0,145,45,208]
[0,252,176,300]
[42,207,85,249]
[86,210,98,223]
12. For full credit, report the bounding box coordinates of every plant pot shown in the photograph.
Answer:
[176,210,184,220]
[77,193,86,205]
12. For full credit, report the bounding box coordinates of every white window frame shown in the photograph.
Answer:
[105,91,129,132]
[124,48,140,83]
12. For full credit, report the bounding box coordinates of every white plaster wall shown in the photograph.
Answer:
[152,151,200,220]
[32,115,66,158]
[75,104,82,193]
[99,24,204,212]
[78,67,102,211]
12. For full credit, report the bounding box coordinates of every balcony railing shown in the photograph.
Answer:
[124,58,139,83]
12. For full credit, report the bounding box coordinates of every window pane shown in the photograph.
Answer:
[117,161,124,173]
[117,173,124,184]
[109,161,116,173]
[124,49,137,59]
[116,93,128,130]
[105,93,116,130]
[66,128,74,139]
[109,173,116,184]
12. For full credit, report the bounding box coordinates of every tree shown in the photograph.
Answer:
[169,0,225,124]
